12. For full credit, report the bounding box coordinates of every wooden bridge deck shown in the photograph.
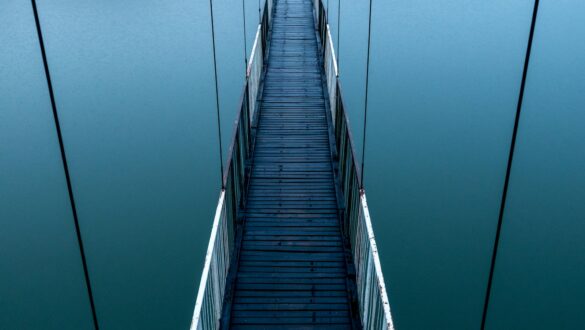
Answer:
[223,0,358,328]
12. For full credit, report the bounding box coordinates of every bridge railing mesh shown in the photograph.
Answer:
[191,1,272,328]
[314,1,396,329]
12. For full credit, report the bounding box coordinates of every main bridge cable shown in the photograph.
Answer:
[337,0,340,67]
[208,0,225,187]
[480,0,540,328]
[30,1,100,329]
[360,0,374,189]
[242,0,248,69]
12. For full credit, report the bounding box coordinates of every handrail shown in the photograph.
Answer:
[323,23,339,123]
[190,1,272,328]
[246,26,261,77]
[313,1,395,329]
[246,25,263,121]
[326,24,339,77]
[190,191,227,329]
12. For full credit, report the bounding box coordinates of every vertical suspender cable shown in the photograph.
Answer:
[30,1,99,329]
[208,0,225,187]
[480,0,540,328]
[360,0,373,189]
[336,0,340,67]
[242,0,248,70]
[259,0,261,23]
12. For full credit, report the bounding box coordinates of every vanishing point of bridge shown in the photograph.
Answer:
[192,0,393,328]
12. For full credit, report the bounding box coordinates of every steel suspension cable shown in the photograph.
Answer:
[360,0,374,189]
[336,0,341,67]
[208,0,225,187]
[480,0,540,328]
[30,1,100,328]
[242,0,248,69]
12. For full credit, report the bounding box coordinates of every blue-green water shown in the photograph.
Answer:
[1,0,584,329]
[361,1,531,329]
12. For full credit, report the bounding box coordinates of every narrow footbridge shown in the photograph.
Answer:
[192,0,393,328]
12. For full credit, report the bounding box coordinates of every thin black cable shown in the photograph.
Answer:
[360,0,373,189]
[336,0,340,67]
[258,0,261,23]
[208,0,225,187]
[480,0,540,328]
[242,0,248,70]
[30,1,99,329]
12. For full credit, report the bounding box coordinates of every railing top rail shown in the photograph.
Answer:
[224,0,271,185]
[190,190,226,329]
[222,85,249,186]
[336,80,363,189]
[246,25,262,77]
[360,194,395,330]
[326,24,338,77]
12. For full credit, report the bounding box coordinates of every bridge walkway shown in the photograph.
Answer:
[222,0,359,328]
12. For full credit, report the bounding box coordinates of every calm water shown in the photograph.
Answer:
[1,0,584,329]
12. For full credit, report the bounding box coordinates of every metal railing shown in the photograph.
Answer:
[314,1,396,329]
[190,1,272,328]
[247,1,270,120]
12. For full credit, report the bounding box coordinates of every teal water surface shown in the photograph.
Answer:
[330,0,585,329]
[2,0,585,329]
[1,0,261,328]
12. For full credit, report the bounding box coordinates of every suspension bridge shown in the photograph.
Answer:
[191,0,393,328]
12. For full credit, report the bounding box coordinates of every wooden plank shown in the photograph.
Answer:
[231,303,349,311]
[239,266,347,274]
[234,291,348,298]
[235,296,349,304]
[231,318,351,326]
[231,324,351,330]
[234,283,347,291]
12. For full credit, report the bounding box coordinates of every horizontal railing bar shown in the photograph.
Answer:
[222,85,249,186]
[335,81,362,189]
[190,190,226,330]
[326,24,338,77]
[360,193,395,329]
[247,25,262,77]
